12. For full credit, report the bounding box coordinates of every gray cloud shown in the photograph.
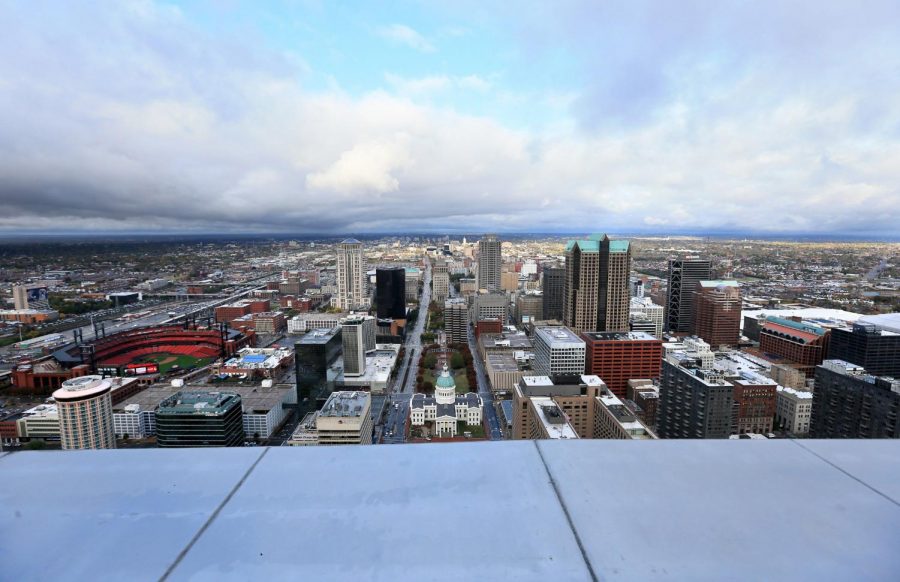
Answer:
[0,1,898,235]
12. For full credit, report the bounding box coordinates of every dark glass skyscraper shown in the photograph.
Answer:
[155,391,244,447]
[666,258,711,332]
[827,323,900,377]
[542,266,564,321]
[375,267,406,320]
[811,360,900,438]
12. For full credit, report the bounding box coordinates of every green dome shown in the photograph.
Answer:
[436,368,456,388]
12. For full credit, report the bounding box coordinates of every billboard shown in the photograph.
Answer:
[125,362,159,376]
[26,286,49,302]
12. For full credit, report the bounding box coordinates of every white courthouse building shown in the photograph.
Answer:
[410,366,483,437]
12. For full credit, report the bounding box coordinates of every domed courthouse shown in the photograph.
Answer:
[410,365,483,437]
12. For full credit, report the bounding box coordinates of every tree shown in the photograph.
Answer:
[122,433,130,441]
[25,440,46,451]
[422,381,434,393]
[253,432,261,444]
[450,352,465,369]
[422,353,437,369]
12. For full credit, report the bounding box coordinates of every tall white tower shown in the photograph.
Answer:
[335,238,366,310]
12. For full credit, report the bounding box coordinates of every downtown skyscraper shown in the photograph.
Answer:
[477,234,501,292]
[335,238,366,310]
[666,257,711,333]
[563,234,632,333]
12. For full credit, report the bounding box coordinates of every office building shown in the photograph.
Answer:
[375,267,407,320]
[288,391,372,446]
[691,281,741,347]
[13,284,29,310]
[404,267,421,301]
[627,379,659,428]
[155,391,244,448]
[512,374,606,439]
[759,316,829,377]
[582,331,663,398]
[295,327,342,401]
[775,386,813,435]
[542,266,565,321]
[341,315,376,377]
[501,271,520,292]
[629,297,664,339]
[810,360,900,439]
[477,234,501,292]
[473,293,507,323]
[533,326,586,376]
[731,377,776,436]
[287,312,346,333]
[335,239,366,310]
[594,388,658,439]
[51,376,116,450]
[563,234,631,334]
[657,344,736,439]
[431,262,450,303]
[665,258,711,333]
[445,298,469,344]
[516,292,543,325]
[827,320,900,378]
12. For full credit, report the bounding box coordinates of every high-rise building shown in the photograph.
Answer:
[581,331,663,398]
[341,315,376,377]
[657,341,736,439]
[472,293,507,323]
[541,266,565,321]
[512,375,604,439]
[288,391,372,446]
[691,281,741,347]
[52,375,116,450]
[431,262,450,303]
[516,292,543,325]
[375,267,406,320]
[827,321,900,378]
[335,239,366,310]
[476,234,501,292]
[13,284,29,310]
[563,234,631,333]
[810,360,900,439]
[629,297,664,338]
[445,298,469,344]
[665,258,711,333]
[593,388,658,439]
[533,326,586,376]
[295,327,342,401]
[627,379,659,428]
[155,391,244,447]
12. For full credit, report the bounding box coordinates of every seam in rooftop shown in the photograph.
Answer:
[789,439,900,508]
[158,447,270,582]
[533,440,599,582]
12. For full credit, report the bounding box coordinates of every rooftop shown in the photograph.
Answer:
[582,330,660,342]
[1,441,899,580]
[320,391,368,418]
[534,326,584,347]
[157,391,242,416]
[298,327,341,344]
[531,397,579,439]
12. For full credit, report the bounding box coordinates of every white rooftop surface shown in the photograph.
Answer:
[521,375,554,387]
[742,307,862,330]
[859,312,900,334]
[1,441,898,581]
[537,439,900,580]
[531,397,579,439]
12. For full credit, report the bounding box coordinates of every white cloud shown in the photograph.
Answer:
[376,24,435,53]
[384,73,492,95]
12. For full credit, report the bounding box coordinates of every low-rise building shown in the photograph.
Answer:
[217,347,294,379]
[156,391,245,448]
[594,388,658,439]
[287,312,347,333]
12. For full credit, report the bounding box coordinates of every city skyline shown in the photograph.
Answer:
[2,1,899,236]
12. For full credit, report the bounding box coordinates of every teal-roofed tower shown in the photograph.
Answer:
[434,364,457,404]
[563,233,632,333]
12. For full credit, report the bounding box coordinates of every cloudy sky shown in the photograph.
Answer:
[1,0,899,236]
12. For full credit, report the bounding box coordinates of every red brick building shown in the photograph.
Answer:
[732,379,777,435]
[759,317,829,377]
[581,331,663,398]
[475,319,503,338]
[214,299,271,325]
[691,281,742,347]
